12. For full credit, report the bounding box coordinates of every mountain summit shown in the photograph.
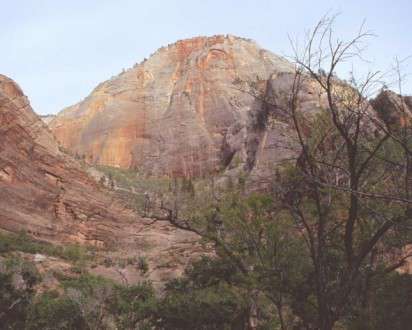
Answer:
[50,35,294,177]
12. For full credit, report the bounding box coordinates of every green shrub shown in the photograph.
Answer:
[108,282,156,329]
[60,273,112,294]
[349,273,412,330]
[137,256,149,275]
[0,235,12,253]
[0,232,92,264]
[4,256,42,289]
[156,286,247,329]
[61,244,90,263]
[26,291,87,330]
[0,272,32,329]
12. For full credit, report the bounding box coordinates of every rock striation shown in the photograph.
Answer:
[0,74,202,285]
[0,74,135,247]
[49,35,295,177]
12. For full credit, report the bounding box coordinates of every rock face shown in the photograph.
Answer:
[0,74,135,247]
[371,90,412,127]
[50,35,295,177]
[246,71,330,185]
[0,74,202,286]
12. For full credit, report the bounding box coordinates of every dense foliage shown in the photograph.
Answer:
[1,249,411,329]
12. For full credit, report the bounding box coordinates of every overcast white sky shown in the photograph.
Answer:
[1,0,411,115]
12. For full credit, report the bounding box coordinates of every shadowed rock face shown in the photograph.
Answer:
[0,74,136,247]
[371,90,412,127]
[50,35,294,177]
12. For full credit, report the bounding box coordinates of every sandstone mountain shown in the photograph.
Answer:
[49,35,297,178]
[0,74,201,286]
[47,34,410,187]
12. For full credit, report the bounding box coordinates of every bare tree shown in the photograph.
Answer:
[275,15,412,329]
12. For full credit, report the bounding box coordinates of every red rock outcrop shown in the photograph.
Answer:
[49,35,295,177]
[371,90,412,127]
[0,74,136,247]
[0,74,202,285]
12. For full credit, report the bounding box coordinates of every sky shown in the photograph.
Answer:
[1,0,411,115]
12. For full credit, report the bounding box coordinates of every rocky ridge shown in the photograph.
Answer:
[0,74,134,247]
[0,74,202,286]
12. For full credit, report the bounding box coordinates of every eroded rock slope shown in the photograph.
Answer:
[50,35,295,177]
[0,75,201,286]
